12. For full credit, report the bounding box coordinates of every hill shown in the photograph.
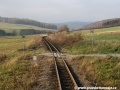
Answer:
[0,22,55,35]
[0,16,57,29]
[54,21,90,30]
[65,26,120,54]
[72,26,120,37]
[77,18,120,30]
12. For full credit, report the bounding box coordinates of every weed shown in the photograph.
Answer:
[26,36,43,49]
[47,32,83,46]
[67,56,120,89]
[0,53,7,62]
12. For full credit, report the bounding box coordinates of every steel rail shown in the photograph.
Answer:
[42,38,62,90]
[43,38,61,55]
[43,37,79,90]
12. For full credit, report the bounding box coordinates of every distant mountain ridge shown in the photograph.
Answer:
[0,16,57,29]
[77,18,120,30]
[54,21,91,30]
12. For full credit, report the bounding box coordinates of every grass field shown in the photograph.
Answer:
[0,26,120,89]
[71,26,120,35]
[63,26,120,54]
[63,39,120,54]
[0,22,55,35]
[0,35,46,89]
[0,35,40,53]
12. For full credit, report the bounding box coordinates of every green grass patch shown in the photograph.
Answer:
[70,26,120,35]
[65,28,120,54]
[0,22,54,31]
[63,39,120,54]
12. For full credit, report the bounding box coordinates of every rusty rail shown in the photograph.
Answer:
[43,37,62,90]
[42,37,78,90]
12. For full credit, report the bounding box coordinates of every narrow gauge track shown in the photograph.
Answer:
[42,37,78,90]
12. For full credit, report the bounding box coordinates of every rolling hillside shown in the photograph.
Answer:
[0,16,57,29]
[71,26,120,41]
[77,18,120,30]
[0,22,55,35]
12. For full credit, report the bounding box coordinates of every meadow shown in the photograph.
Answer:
[0,26,120,89]
[63,27,120,54]
[0,35,46,89]
[71,26,120,35]
[47,28,120,89]
[0,22,55,35]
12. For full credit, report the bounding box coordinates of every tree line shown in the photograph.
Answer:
[0,16,57,29]
[0,30,6,36]
[0,29,49,36]
[20,29,48,35]
[0,30,16,36]
[103,19,120,27]
[78,18,120,30]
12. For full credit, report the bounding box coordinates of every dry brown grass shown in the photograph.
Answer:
[18,53,33,60]
[0,53,7,62]
[47,32,83,46]
[0,55,57,90]
[114,62,120,70]
[26,36,43,49]
[66,56,93,87]
[66,56,120,89]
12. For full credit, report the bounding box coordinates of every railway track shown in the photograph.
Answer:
[42,37,78,90]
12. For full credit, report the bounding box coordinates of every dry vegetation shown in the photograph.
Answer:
[34,56,58,90]
[26,36,43,50]
[27,56,57,90]
[0,54,57,90]
[0,53,7,62]
[47,32,83,46]
[0,35,51,89]
[66,56,120,89]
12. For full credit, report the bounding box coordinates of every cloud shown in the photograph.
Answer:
[0,0,120,23]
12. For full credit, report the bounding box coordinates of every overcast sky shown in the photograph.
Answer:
[0,0,120,23]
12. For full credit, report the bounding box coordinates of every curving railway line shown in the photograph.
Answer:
[42,37,79,90]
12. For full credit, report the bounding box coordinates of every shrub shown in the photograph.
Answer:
[47,32,83,46]
[57,25,69,32]
[66,33,83,45]
[0,30,6,36]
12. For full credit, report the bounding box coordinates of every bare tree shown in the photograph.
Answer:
[57,25,69,32]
